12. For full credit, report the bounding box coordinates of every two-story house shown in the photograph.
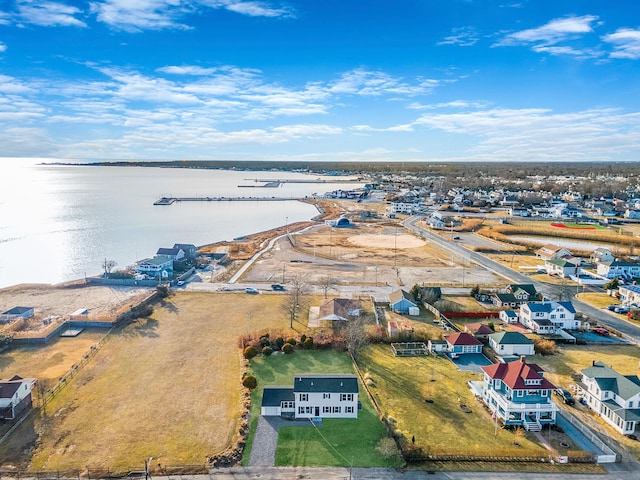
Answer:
[134,255,174,279]
[578,361,640,435]
[475,357,557,431]
[492,284,540,308]
[619,285,640,306]
[545,258,579,278]
[597,260,640,281]
[0,375,35,421]
[261,374,359,419]
[519,301,580,334]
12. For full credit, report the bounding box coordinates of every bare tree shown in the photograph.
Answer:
[280,274,309,328]
[319,275,337,299]
[102,258,117,276]
[36,379,52,417]
[345,315,369,360]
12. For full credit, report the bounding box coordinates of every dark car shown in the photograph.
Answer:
[245,287,259,294]
[271,284,285,291]
[555,388,576,406]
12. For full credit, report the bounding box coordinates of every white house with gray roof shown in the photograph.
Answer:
[579,361,640,435]
[488,331,535,357]
[519,301,580,334]
[261,374,358,419]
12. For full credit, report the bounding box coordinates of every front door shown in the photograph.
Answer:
[315,406,320,417]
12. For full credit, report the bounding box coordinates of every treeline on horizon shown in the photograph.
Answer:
[77,159,640,178]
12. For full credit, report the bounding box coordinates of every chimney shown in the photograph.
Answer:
[592,360,596,366]
[520,355,526,363]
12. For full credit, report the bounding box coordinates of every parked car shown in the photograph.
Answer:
[245,287,259,294]
[177,280,185,286]
[452,236,461,240]
[592,327,610,336]
[615,306,629,314]
[606,305,618,311]
[555,388,576,406]
[271,284,285,291]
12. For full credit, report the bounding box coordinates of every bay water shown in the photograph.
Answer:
[0,159,362,288]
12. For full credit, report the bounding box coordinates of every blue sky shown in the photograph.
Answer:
[1,0,639,163]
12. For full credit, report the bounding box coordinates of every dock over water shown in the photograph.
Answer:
[154,196,302,205]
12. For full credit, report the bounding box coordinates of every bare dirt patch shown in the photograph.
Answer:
[347,234,426,249]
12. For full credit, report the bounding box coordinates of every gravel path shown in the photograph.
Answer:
[249,416,311,466]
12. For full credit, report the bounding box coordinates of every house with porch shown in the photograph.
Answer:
[504,284,539,302]
[473,357,557,431]
[597,260,640,281]
[260,374,358,419]
[545,258,579,278]
[519,301,580,334]
[488,331,535,357]
[0,375,35,421]
[156,247,185,261]
[578,361,640,435]
[134,256,174,279]
[535,245,572,261]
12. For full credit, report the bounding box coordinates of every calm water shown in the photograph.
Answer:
[0,159,362,288]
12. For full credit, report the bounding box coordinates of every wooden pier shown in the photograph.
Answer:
[154,196,302,205]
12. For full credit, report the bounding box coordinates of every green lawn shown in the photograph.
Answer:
[243,350,401,467]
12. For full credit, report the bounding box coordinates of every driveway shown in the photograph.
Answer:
[450,353,494,373]
[249,416,312,466]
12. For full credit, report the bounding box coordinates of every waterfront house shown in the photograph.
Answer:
[597,260,640,281]
[134,256,173,279]
[590,248,615,265]
[519,301,579,333]
[475,357,557,431]
[173,243,197,259]
[578,361,640,435]
[0,375,35,421]
[445,332,483,356]
[535,245,572,261]
[261,374,358,419]
[389,289,418,313]
[156,247,185,261]
[619,285,640,306]
[488,331,535,357]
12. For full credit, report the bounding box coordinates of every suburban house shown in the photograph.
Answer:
[464,322,495,341]
[318,298,362,322]
[173,243,197,259]
[590,248,615,265]
[0,306,35,323]
[0,375,35,421]
[619,285,640,306]
[545,258,579,278]
[535,245,572,261]
[597,260,640,281]
[504,284,539,302]
[488,331,535,357]
[134,256,174,279]
[445,332,483,356]
[519,301,579,334]
[578,361,640,435]
[389,289,418,313]
[260,374,358,419]
[474,357,557,431]
[499,310,519,324]
[624,209,640,219]
[156,247,185,261]
[491,293,521,308]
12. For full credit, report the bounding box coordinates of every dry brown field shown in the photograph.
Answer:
[1,291,315,470]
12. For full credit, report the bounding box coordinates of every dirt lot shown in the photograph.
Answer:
[0,284,152,319]
[241,222,503,288]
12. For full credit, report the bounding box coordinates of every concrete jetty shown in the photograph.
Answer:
[154,196,302,205]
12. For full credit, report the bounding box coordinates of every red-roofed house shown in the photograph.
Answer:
[444,332,483,356]
[474,357,557,431]
[464,322,495,341]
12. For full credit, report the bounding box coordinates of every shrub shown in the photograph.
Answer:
[533,337,557,356]
[300,334,307,343]
[260,337,271,348]
[242,375,258,390]
[286,338,297,346]
[243,346,258,359]
[156,284,170,298]
[375,437,400,459]
[282,343,294,354]
[302,337,314,349]
[275,337,285,349]
[630,309,640,321]
[262,346,273,356]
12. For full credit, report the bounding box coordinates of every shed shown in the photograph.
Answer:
[0,307,35,323]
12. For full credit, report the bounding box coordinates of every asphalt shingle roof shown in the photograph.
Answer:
[293,374,358,394]
[581,361,640,401]
[489,331,534,345]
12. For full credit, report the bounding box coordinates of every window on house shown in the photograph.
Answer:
[346,406,354,414]
[300,394,308,401]
[281,401,294,409]
[323,393,331,399]
[340,393,354,402]
[333,406,342,413]
[517,390,523,397]
[560,314,565,319]
[323,406,330,413]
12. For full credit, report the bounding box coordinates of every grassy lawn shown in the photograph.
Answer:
[356,345,548,457]
[487,253,542,269]
[1,291,313,470]
[576,292,619,309]
[244,350,400,467]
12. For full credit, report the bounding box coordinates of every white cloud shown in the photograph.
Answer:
[17,1,87,27]
[90,0,293,31]
[329,68,437,96]
[437,27,479,47]
[0,42,6,53]
[603,28,640,59]
[494,15,599,56]
[157,65,218,76]
[0,12,9,25]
